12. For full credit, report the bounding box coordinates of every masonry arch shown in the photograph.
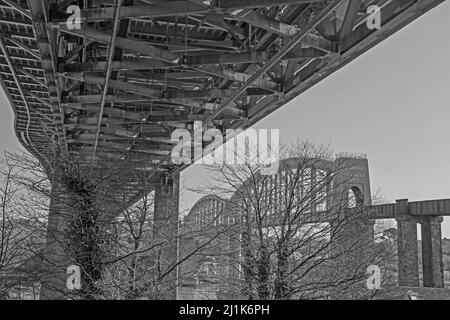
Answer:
[348,186,364,208]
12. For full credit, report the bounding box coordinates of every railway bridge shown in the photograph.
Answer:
[0,0,446,299]
[184,156,450,298]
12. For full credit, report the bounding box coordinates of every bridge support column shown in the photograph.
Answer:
[395,199,420,287]
[420,216,444,288]
[40,168,74,300]
[154,172,180,299]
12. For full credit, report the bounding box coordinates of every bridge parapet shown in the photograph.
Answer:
[368,203,396,219]
[408,199,450,217]
[368,198,450,220]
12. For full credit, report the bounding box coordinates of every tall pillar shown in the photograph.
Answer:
[395,199,419,287]
[420,216,444,288]
[40,168,74,300]
[154,173,180,299]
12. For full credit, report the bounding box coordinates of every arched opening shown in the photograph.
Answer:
[348,186,364,208]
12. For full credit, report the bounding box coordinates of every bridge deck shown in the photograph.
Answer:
[370,199,450,219]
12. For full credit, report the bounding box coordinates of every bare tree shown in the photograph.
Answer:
[0,152,47,299]
[191,141,396,300]
[0,141,398,300]
[0,149,230,300]
[83,165,231,300]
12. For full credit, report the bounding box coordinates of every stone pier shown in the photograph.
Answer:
[420,216,444,288]
[40,168,75,300]
[39,169,181,300]
[395,199,420,287]
[395,199,445,288]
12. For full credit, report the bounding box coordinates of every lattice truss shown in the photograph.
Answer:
[0,0,444,203]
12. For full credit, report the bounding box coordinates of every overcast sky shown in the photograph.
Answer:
[0,2,449,236]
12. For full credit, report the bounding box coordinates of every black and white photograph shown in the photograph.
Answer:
[0,0,449,310]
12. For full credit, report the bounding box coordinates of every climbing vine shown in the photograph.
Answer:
[61,162,109,300]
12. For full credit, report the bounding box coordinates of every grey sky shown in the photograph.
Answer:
[0,2,449,236]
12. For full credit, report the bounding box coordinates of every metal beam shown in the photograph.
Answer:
[186,49,324,65]
[91,1,122,167]
[2,0,31,19]
[218,0,324,10]
[340,0,363,40]
[62,94,152,104]
[216,11,336,52]
[221,10,301,36]
[63,73,273,99]
[129,20,234,42]
[204,0,345,123]
[28,0,67,152]
[64,73,161,97]
[60,59,171,73]
[65,124,140,138]
[2,36,40,59]
[61,41,94,63]
[58,25,180,64]
[58,0,325,21]
[25,90,52,108]
[0,37,37,154]
[19,68,47,88]
[71,105,147,121]
[185,51,267,65]
[60,50,323,77]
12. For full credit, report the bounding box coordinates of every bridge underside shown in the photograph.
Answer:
[0,0,444,200]
[0,0,446,299]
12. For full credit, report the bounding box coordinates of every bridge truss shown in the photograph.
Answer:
[0,0,445,205]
